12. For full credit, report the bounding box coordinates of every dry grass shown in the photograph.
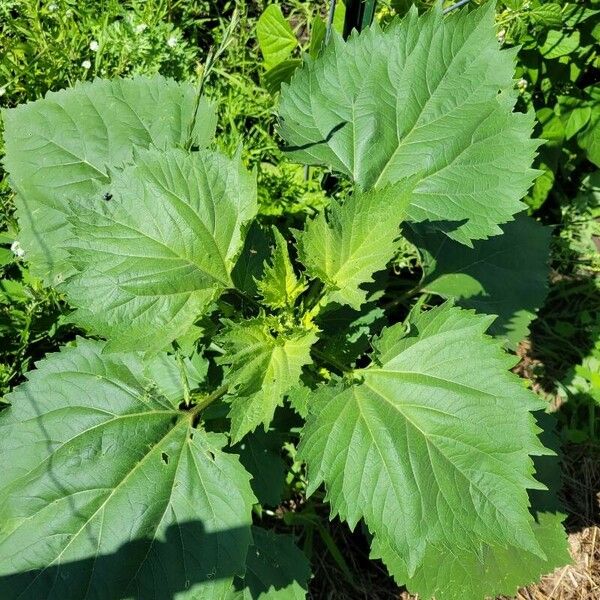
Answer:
[518,443,600,600]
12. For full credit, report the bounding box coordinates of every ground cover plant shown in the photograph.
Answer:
[0,1,598,599]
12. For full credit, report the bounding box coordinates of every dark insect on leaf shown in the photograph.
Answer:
[103,192,113,201]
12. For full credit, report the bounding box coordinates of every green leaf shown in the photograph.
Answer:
[578,109,600,167]
[257,5,298,70]
[296,184,411,309]
[299,303,552,579]
[218,318,318,442]
[564,105,592,139]
[264,60,303,95]
[229,527,311,599]
[63,147,257,353]
[309,16,327,58]
[232,222,272,297]
[371,413,570,599]
[279,3,540,245]
[0,339,255,599]
[316,302,386,367]
[235,429,286,507]
[541,29,580,58]
[2,76,216,285]
[529,3,563,27]
[333,1,346,33]
[257,228,307,309]
[286,383,314,418]
[411,213,551,348]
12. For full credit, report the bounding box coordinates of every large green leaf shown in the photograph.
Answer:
[371,414,570,599]
[229,527,311,599]
[278,3,540,245]
[410,212,551,348]
[63,147,257,353]
[0,339,255,599]
[299,303,552,579]
[218,318,318,442]
[2,76,216,285]
[296,185,411,309]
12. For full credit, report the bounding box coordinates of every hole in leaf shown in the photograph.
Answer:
[161,452,169,465]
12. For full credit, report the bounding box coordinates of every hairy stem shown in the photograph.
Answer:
[190,384,229,418]
[312,347,351,373]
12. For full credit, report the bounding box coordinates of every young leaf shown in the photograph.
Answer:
[62,147,257,353]
[279,2,540,245]
[0,339,255,599]
[257,228,307,310]
[257,5,298,70]
[229,527,311,599]
[296,184,411,309]
[2,76,216,284]
[218,318,318,442]
[299,303,551,578]
[410,212,551,348]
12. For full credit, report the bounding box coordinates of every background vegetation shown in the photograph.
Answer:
[1,0,598,597]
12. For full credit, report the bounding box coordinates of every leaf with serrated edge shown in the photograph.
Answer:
[2,76,216,284]
[0,338,255,599]
[296,184,411,309]
[228,527,311,599]
[257,228,307,309]
[299,303,551,577]
[279,3,540,245]
[410,212,551,348]
[371,414,570,600]
[218,318,317,442]
[63,147,257,353]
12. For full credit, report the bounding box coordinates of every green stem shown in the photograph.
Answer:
[325,0,337,44]
[312,348,351,373]
[230,287,262,309]
[190,384,229,418]
[175,349,191,408]
[382,284,423,310]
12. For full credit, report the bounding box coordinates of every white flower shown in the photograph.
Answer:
[0,87,5,97]
[135,23,147,34]
[497,29,506,44]
[81,60,92,69]
[517,78,528,91]
[89,40,99,52]
[167,35,178,48]
[11,241,25,259]
[48,2,58,11]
